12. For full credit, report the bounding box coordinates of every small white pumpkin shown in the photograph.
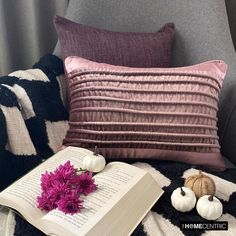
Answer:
[171,187,196,212]
[83,146,106,173]
[196,195,223,220]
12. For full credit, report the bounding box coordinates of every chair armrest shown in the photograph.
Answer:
[218,83,236,167]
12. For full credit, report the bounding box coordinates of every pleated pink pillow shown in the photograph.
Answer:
[63,56,227,170]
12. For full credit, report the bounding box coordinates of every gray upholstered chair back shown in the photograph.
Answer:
[56,0,236,165]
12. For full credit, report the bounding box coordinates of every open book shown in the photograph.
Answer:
[0,147,163,236]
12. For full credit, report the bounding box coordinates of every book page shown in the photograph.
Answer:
[41,162,147,236]
[0,147,93,225]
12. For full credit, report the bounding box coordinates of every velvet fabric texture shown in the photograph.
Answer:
[63,56,227,170]
[54,15,175,67]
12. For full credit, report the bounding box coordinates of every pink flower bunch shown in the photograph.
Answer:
[37,161,97,215]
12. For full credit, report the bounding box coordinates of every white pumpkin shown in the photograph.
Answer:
[171,187,196,212]
[83,147,106,173]
[196,195,223,220]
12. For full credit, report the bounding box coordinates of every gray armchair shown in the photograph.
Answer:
[2,1,236,234]
[55,0,236,167]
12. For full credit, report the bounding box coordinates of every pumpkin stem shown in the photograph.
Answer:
[93,146,99,156]
[180,187,185,196]
[199,170,203,175]
[208,195,214,201]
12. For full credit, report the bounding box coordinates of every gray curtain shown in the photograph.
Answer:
[0,0,68,75]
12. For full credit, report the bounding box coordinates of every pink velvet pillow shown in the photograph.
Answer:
[63,56,227,170]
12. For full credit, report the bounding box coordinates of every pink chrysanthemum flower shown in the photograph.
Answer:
[38,161,97,215]
[53,161,78,184]
[40,171,54,191]
[77,172,97,196]
[37,193,57,211]
[48,182,72,203]
[57,191,83,215]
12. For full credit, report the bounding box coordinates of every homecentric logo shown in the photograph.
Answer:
[180,221,228,231]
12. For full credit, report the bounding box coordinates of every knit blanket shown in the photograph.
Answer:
[0,55,236,235]
[0,54,69,191]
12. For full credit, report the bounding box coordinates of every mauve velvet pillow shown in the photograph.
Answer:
[54,15,175,68]
[63,56,227,171]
